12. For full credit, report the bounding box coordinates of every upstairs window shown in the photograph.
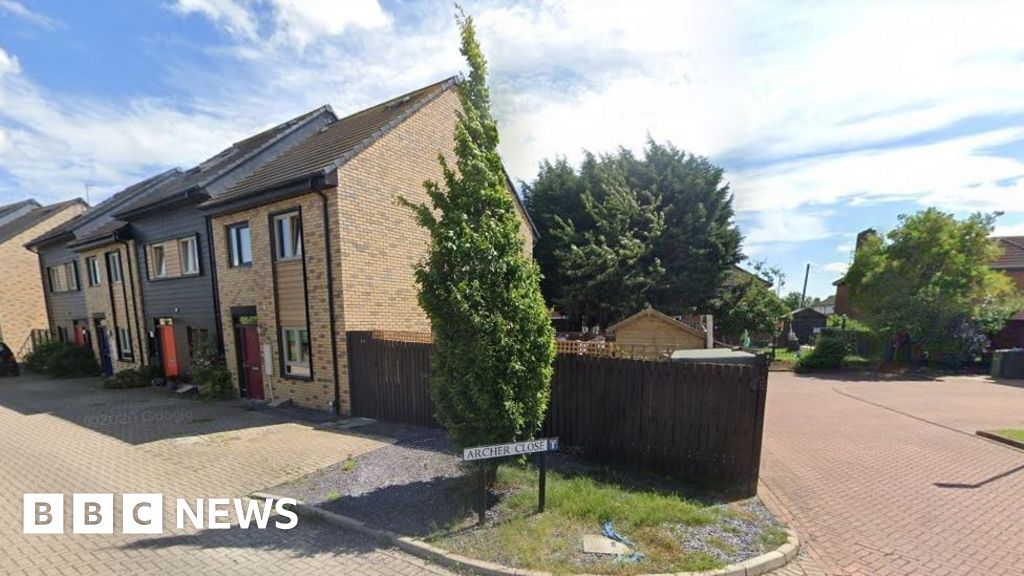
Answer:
[274,212,302,260]
[152,245,167,278]
[66,261,79,291]
[86,257,101,286]
[180,237,199,275]
[107,251,123,283]
[228,223,252,267]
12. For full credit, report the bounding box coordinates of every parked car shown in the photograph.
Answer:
[0,342,19,376]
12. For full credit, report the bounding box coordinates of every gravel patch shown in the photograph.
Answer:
[676,498,783,564]
[270,422,476,536]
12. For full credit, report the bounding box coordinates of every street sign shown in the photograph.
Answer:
[463,438,559,524]
[462,438,559,461]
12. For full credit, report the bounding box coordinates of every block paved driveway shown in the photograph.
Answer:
[0,372,452,576]
[760,372,1024,576]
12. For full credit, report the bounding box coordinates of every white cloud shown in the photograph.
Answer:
[171,0,258,39]
[0,46,19,76]
[994,222,1024,237]
[822,261,849,274]
[0,0,61,30]
[837,242,853,254]
[269,0,391,48]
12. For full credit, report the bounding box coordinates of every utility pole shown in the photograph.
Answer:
[799,263,810,308]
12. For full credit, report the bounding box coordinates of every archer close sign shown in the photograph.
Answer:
[463,438,559,461]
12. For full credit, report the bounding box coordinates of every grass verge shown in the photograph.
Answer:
[993,429,1024,443]
[434,464,783,575]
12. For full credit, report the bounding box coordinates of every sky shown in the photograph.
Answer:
[1,0,1023,299]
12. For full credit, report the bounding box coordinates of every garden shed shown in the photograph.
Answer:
[786,307,827,345]
[606,306,706,359]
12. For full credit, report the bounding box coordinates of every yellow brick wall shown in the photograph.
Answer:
[78,242,146,372]
[0,203,86,358]
[614,315,705,357]
[212,193,338,411]
[336,88,534,332]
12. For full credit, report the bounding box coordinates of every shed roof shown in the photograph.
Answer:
[606,306,706,337]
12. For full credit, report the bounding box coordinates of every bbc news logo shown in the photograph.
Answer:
[23,494,298,534]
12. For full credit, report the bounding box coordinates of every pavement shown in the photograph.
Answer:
[760,372,1024,576]
[0,372,452,576]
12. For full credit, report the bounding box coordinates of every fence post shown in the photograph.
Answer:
[747,353,770,496]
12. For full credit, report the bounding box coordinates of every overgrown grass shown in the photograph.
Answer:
[994,429,1024,442]
[439,465,727,574]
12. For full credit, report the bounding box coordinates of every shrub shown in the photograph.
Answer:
[795,335,849,371]
[104,368,150,389]
[23,340,64,373]
[199,366,234,400]
[42,344,101,378]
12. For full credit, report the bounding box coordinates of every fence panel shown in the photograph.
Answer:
[345,331,769,493]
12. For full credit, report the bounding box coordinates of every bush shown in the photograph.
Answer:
[42,344,101,378]
[23,340,64,373]
[199,366,234,400]
[104,367,150,389]
[795,335,849,371]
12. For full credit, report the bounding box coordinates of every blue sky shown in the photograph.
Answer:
[1,0,1023,300]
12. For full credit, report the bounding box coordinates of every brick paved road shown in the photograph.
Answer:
[761,372,1024,576]
[0,373,452,576]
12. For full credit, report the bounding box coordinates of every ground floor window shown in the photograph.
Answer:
[117,327,133,360]
[281,327,310,377]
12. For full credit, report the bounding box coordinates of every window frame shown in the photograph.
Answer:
[66,261,79,291]
[273,212,303,261]
[152,244,168,278]
[107,251,123,283]
[227,222,252,268]
[117,326,133,361]
[280,326,311,378]
[86,256,101,286]
[180,236,199,275]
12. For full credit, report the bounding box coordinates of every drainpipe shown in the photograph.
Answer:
[316,189,342,417]
[205,215,225,354]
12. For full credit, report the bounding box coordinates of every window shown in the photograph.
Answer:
[228,223,252,267]
[152,245,167,278]
[107,251,123,283]
[281,327,310,377]
[47,267,58,292]
[274,212,303,260]
[66,261,79,291]
[86,257,101,286]
[117,327,133,360]
[180,237,199,275]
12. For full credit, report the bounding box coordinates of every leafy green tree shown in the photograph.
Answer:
[524,141,742,325]
[550,156,665,327]
[401,11,555,451]
[782,291,804,310]
[845,209,1021,364]
[711,263,789,344]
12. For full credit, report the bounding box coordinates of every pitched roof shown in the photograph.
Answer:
[115,106,335,218]
[201,77,457,209]
[26,169,180,248]
[993,236,1024,269]
[0,198,87,245]
[725,265,773,287]
[0,199,41,220]
[606,306,706,337]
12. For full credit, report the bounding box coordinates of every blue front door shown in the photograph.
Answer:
[96,321,113,376]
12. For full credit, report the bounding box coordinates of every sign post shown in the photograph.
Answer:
[463,438,558,524]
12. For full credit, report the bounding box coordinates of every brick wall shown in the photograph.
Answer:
[212,193,338,411]
[78,242,146,372]
[0,203,86,358]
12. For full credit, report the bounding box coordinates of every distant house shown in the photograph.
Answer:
[833,229,877,318]
[812,295,836,316]
[991,236,1024,349]
[0,199,88,357]
[607,306,707,359]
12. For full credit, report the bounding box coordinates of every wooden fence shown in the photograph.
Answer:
[345,331,769,494]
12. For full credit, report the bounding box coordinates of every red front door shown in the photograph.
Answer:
[240,326,265,400]
[73,326,86,347]
[159,324,179,379]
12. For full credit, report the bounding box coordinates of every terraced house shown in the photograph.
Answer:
[26,171,179,375]
[0,199,88,358]
[111,106,335,380]
[199,77,535,413]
